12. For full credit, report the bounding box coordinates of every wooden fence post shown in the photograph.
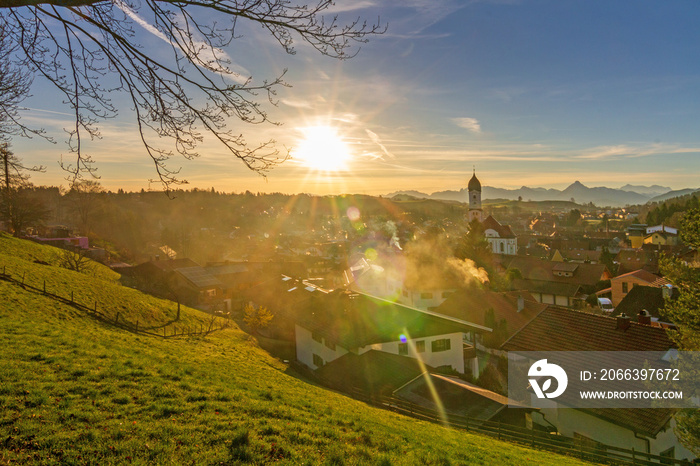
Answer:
[115,312,119,324]
[43,280,46,294]
[70,291,74,303]
[21,272,25,285]
[94,301,97,313]
[163,327,166,337]
[135,319,139,332]
[497,421,501,440]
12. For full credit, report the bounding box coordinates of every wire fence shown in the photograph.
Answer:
[0,264,231,339]
[347,388,692,466]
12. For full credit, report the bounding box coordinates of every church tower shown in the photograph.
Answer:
[467,169,482,222]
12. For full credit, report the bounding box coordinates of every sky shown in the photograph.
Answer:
[10,0,700,195]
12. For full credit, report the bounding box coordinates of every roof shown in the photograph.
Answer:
[511,278,582,299]
[175,266,223,289]
[141,258,200,271]
[613,285,676,321]
[504,311,676,436]
[612,269,670,287]
[315,350,429,395]
[482,215,516,238]
[433,288,547,338]
[468,171,481,192]
[395,372,530,420]
[615,249,659,274]
[296,290,488,349]
[501,307,675,352]
[552,262,579,273]
[498,255,609,287]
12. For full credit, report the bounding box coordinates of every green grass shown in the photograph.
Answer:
[0,234,588,465]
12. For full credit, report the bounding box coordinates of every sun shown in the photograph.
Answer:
[293,125,352,171]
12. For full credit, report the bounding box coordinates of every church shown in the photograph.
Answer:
[467,171,517,255]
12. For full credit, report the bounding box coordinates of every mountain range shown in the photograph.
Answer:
[387,182,699,207]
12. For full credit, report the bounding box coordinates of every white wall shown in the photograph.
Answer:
[296,325,465,373]
[361,332,465,373]
[294,324,348,369]
[534,407,695,461]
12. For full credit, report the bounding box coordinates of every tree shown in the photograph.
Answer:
[66,179,104,234]
[243,303,273,335]
[660,208,700,454]
[455,219,492,269]
[0,20,43,140]
[0,143,47,234]
[0,1,384,188]
[58,247,94,273]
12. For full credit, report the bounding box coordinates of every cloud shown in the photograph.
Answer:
[365,129,395,159]
[281,98,313,109]
[577,143,700,160]
[452,117,482,134]
[115,0,250,84]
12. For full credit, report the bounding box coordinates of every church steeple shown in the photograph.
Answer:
[467,168,482,222]
[468,168,481,193]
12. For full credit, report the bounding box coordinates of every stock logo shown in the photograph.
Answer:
[529,359,568,399]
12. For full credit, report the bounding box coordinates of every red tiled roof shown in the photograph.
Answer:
[482,215,516,238]
[501,307,674,352]
[499,255,610,287]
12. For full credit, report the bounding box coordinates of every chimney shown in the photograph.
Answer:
[638,310,652,326]
[662,284,672,300]
[517,294,525,312]
[616,313,631,331]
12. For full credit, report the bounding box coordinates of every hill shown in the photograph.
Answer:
[0,235,585,465]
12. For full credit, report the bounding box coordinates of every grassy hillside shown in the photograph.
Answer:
[0,235,587,465]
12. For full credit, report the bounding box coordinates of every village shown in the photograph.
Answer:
[9,172,698,464]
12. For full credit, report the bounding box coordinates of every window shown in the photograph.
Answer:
[660,447,675,464]
[324,339,336,351]
[431,338,451,352]
[311,331,323,344]
[415,340,425,353]
[312,353,324,367]
[420,292,433,299]
[500,242,504,252]
[441,291,452,298]
[398,343,408,355]
[622,282,629,293]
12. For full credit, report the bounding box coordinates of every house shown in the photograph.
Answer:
[627,224,648,248]
[615,248,659,275]
[644,230,679,247]
[612,284,677,327]
[610,269,670,307]
[502,307,694,462]
[131,258,223,308]
[498,255,610,308]
[294,289,489,374]
[482,215,517,255]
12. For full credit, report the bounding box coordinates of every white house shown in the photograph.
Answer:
[294,290,489,375]
[502,308,696,463]
[482,215,517,255]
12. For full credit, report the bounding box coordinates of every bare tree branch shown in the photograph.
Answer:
[0,0,385,191]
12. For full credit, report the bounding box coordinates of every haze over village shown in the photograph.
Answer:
[1,1,700,465]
